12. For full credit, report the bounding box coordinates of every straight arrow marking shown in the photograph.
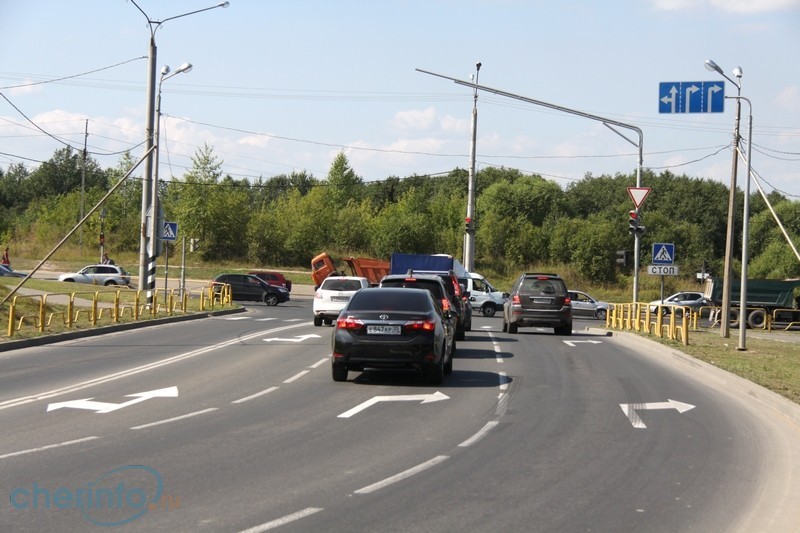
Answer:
[264,334,321,343]
[619,399,695,428]
[338,391,449,418]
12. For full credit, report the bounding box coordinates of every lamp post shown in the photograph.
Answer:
[155,62,192,303]
[732,96,753,351]
[130,0,229,300]
[705,59,742,338]
[464,62,481,272]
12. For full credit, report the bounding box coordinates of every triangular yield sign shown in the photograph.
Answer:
[628,187,651,209]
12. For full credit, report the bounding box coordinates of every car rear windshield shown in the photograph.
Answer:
[521,277,567,296]
[321,279,363,291]
[348,289,431,311]
[380,278,445,299]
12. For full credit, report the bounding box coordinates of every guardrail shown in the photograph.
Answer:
[607,302,690,345]
[4,284,233,338]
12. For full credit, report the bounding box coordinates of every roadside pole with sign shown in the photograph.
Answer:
[650,242,677,302]
[627,187,651,303]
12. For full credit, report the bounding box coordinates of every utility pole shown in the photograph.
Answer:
[464,62,481,272]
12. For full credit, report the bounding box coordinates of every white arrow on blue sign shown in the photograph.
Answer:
[659,82,724,113]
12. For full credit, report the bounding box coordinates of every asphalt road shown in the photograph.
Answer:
[0,296,798,532]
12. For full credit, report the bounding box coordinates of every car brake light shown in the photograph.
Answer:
[512,294,521,304]
[564,297,571,304]
[404,320,436,332]
[336,316,364,330]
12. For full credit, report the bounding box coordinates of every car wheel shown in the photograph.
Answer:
[324,318,333,326]
[502,319,508,332]
[595,309,607,320]
[426,358,444,385]
[444,342,453,375]
[482,304,496,318]
[554,322,573,335]
[265,293,279,306]
[456,327,465,341]
[313,315,323,327]
[508,321,518,334]
[104,280,117,286]
[332,362,348,382]
[62,279,75,283]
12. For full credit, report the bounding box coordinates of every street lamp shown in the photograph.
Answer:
[130,0,228,301]
[705,59,742,338]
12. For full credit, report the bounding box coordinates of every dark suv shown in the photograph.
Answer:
[502,273,572,335]
[379,273,458,345]
[435,271,472,340]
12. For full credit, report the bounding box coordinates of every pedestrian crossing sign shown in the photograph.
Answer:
[162,222,178,242]
[652,243,674,265]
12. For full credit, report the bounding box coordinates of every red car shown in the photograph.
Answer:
[248,271,292,292]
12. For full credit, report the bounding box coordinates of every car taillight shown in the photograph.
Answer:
[512,294,521,304]
[336,316,364,330]
[404,320,436,332]
[564,297,571,304]
[314,291,322,299]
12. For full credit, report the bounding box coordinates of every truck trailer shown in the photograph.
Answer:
[703,277,800,328]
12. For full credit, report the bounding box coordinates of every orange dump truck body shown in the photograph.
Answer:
[310,252,390,287]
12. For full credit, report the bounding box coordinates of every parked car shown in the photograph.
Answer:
[649,291,711,316]
[379,273,459,342]
[331,287,455,384]
[568,290,612,320]
[502,273,572,335]
[248,270,292,292]
[313,275,369,326]
[58,265,130,286]
[212,273,290,305]
[0,264,26,278]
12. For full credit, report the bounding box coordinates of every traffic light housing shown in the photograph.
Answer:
[616,250,630,267]
[628,210,646,235]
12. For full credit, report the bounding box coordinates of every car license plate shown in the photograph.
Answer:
[367,325,401,335]
[331,296,350,302]
[533,298,552,304]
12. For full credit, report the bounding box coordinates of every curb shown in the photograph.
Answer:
[0,306,246,353]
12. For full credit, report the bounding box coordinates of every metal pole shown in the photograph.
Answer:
[464,62,480,272]
[737,97,753,351]
[180,236,186,300]
[720,92,741,338]
[139,35,157,294]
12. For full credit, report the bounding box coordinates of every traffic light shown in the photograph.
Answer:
[628,210,639,234]
[99,232,105,245]
[616,250,630,267]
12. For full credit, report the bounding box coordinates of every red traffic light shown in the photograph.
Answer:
[628,210,638,220]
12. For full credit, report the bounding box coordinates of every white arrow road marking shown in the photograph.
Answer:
[562,340,602,347]
[619,399,695,429]
[264,334,321,343]
[46,386,178,414]
[338,391,449,418]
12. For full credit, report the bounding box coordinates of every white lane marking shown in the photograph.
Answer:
[0,436,99,460]
[338,391,449,419]
[459,421,499,447]
[232,387,279,404]
[0,322,311,411]
[255,318,277,322]
[226,317,251,321]
[284,318,304,322]
[496,392,509,417]
[239,507,324,532]
[130,408,218,430]
[354,455,450,494]
[488,332,503,362]
[499,371,508,390]
[283,370,309,384]
[309,358,328,369]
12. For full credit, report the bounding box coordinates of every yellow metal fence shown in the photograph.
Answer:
[5,283,233,338]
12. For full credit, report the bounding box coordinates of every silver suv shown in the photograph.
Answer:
[502,273,572,335]
[58,264,131,286]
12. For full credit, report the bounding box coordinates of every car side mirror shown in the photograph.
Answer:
[502,292,510,298]
[469,296,477,302]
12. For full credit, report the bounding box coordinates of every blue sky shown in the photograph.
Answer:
[1,0,798,200]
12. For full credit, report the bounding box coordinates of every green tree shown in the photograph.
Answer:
[326,152,363,208]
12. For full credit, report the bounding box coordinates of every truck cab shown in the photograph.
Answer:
[460,273,509,317]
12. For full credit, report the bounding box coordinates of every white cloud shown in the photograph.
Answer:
[391,107,437,131]
[652,0,800,12]
[775,85,800,112]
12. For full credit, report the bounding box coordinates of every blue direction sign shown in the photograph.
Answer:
[652,243,675,265]
[659,82,724,114]
[161,222,178,242]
